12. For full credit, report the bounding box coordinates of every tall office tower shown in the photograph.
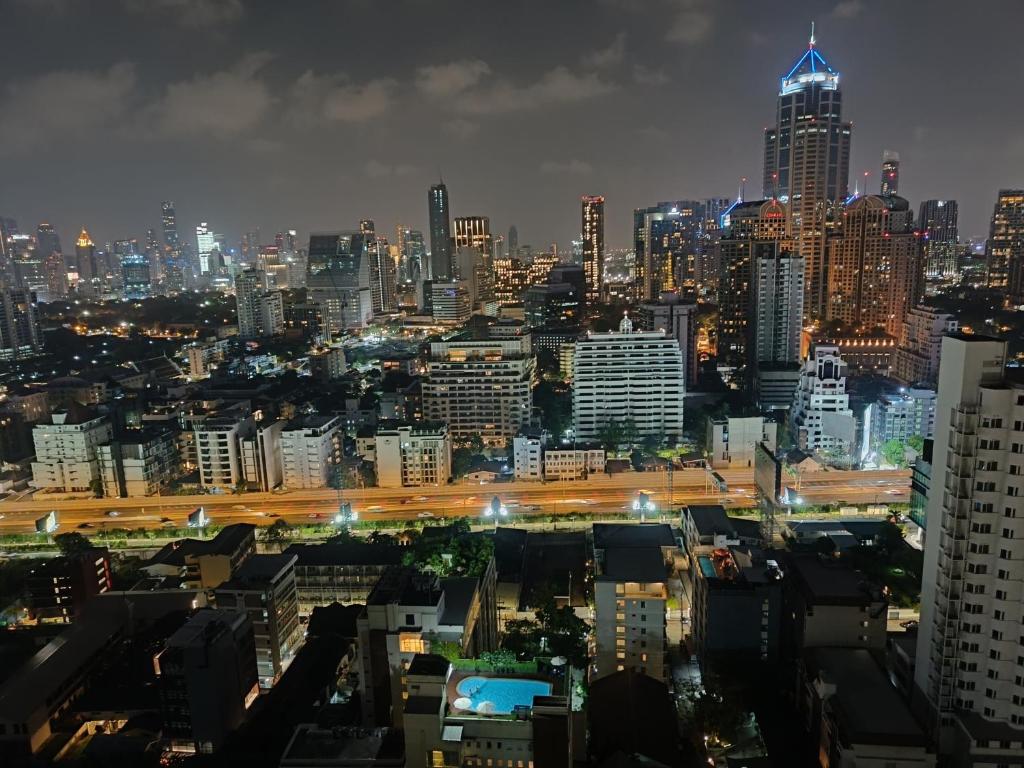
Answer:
[428,181,452,280]
[826,195,923,336]
[74,228,99,296]
[636,294,699,388]
[493,257,531,306]
[121,248,151,300]
[914,335,1024,766]
[195,222,216,275]
[421,336,534,446]
[359,219,375,239]
[789,344,855,453]
[161,201,180,253]
[985,189,1024,302]
[716,199,790,365]
[633,201,703,300]
[507,224,518,257]
[753,246,804,365]
[763,29,852,318]
[400,229,425,283]
[143,227,163,286]
[368,237,397,315]
[880,150,900,196]
[453,216,494,299]
[306,232,373,334]
[0,289,42,360]
[44,251,67,300]
[572,319,686,443]
[581,195,605,304]
[35,223,61,262]
[235,268,284,340]
[919,199,960,280]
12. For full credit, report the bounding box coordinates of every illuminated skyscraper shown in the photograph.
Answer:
[306,232,373,333]
[880,150,900,196]
[826,195,922,336]
[581,195,605,304]
[74,228,99,297]
[35,223,61,262]
[235,268,284,340]
[985,189,1024,302]
[454,216,494,301]
[368,237,397,316]
[918,199,960,280]
[196,222,215,275]
[507,225,518,257]
[763,27,852,318]
[633,201,703,300]
[428,182,452,281]
[161,201,179,253]
[0,288,41,360]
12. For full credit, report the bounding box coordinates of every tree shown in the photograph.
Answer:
[620,418,638,448]
[907,434,924,453]
[455,433,484,455]
[327,462,345,491]
[431,639,464,663]
[597,419,624,452]
[691,689,747,745]
[54,531,94,556]
[265,519,293,546]
[88,478,104,499]
[881,439,907,468]
[452,447,475,478]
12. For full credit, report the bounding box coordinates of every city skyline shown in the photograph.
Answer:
[0,1,1021,250]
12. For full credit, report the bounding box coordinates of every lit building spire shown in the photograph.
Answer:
[809,20,816,48]
[76,228,93,248]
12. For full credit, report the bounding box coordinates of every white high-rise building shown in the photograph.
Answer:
[421,337,534,446]
[280,416,341,489]
[892,306,959,387]
[430,280,471,325]
[915,334,1024,766]
[636,294,699,388]
[195,222,215,275]
[790,344,855,453]
[235,268,284,340]
[374,422,452,488]
[194,415,253,490]
[571,319,685,444]
[30,407,113,492]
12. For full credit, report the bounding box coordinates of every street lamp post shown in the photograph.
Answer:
[632,492,656,523]
[482,495,508,530]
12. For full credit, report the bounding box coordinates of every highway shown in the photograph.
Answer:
[0,468,910,535]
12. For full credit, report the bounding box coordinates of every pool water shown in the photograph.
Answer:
[454,676,553,714]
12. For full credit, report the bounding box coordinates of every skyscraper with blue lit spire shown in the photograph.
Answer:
[763,25,851,319]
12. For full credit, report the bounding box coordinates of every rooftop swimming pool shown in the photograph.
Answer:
[453,676,553,715]
[698,556,717,579]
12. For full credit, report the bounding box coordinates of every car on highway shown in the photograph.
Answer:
[161,519,175,528]
[308,513,324,520]
[366,505,382,511]
[412,496,429,502]
[886,489,903,495]
[105,510,120,517]
[78,523,94,529]
[417,511,434,518]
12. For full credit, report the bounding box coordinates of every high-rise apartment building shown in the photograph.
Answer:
[919,199,960,281]
[421,337,534,446]
[0,288,42,361]
[306,231,373,333]
[428,182,453,281]
[914,335,1024,766]
[194,414,253,490]
[235,268,284,340]
[44,250,67,300]
[581,195,605,304]
[161,201,180,253]
[633,201,703,299]
[280,415,341,489]
[763,30,852,318]
[636,293,699,388]
[716,199,790,365]
[826,195,923,336]
[572,320,685,444]
[121,249,151,299]
[753,245,804,367]
[892,306,959,386]
[368,236,397,315]
[985,189,1024,302]
[790,344,855,453]
[880,150,900,196]
[214,554,302,689]
[374,422,452,488]
[429,280,471,324]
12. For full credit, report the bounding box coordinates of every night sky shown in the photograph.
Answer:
[1,0,1020,251]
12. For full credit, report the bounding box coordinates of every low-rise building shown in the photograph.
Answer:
[801,648,935,768]
[284,542,406,617]
[591,523,675,682]
[374,422,452,488]
[706,415,778,468]
[25,548,112,623]
[194,413,254,490]
[542,446,605,481]
[309,346,348,381]
[862,387,936,464]
[156,609,259,754]
[97,427,179,497]
[214,554,303,689]
[141,523,256,589]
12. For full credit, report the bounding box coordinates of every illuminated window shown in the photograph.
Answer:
[399,633,427,653]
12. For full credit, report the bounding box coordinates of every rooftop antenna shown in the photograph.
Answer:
[809,21,816,48]
[738,177,747,203]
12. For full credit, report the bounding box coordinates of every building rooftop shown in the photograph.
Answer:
[143,523,255,569]
[786,554,881,605]
[685,505,736,538]
[439,577,477,627]
[805,648,928,747]
[284,542,405,568]
[280,725,403,766]
[589,670,683,768]
[218,553,296,587]
[367,567,442,609]
[600,547,666,583]
[165,608,246,648]
[407,653,452,678]
[593,523,675,550]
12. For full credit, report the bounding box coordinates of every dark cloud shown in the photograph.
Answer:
[0,0,1019,252]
